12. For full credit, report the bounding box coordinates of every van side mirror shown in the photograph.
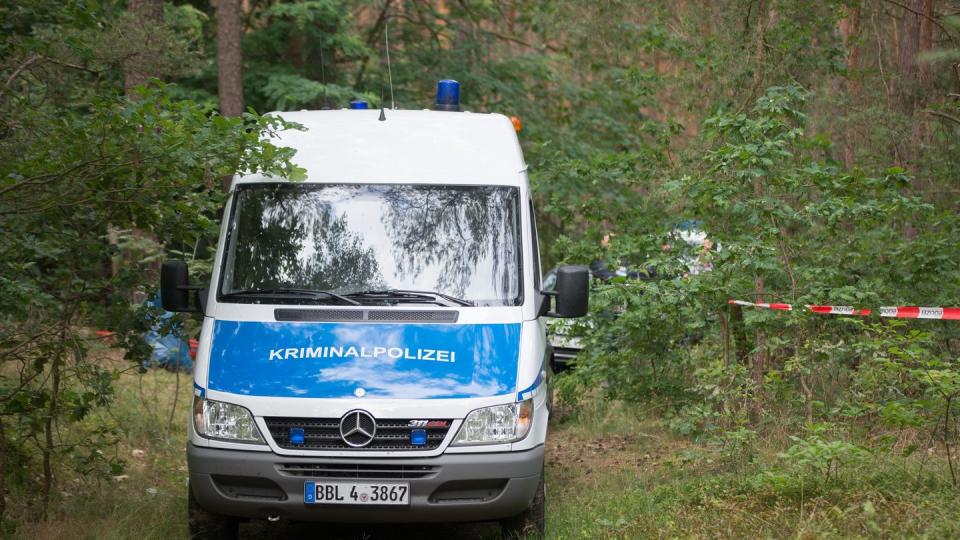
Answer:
[161,260,202,313]
[544,265,589,318]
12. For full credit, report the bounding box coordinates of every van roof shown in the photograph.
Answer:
[235,109,527,187]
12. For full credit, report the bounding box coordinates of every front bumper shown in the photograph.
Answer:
[187,444,543,523]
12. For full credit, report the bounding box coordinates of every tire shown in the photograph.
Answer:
[188,482,239,540]
[500,470,545,539]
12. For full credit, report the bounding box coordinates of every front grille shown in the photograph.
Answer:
[274,309,364,322]
[366,310,459,323]
[277,463,439,479]
[265,417,452,451]
[273,309,458,323]
[552,346,580,363]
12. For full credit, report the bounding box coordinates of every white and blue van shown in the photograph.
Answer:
[161,81,588,539]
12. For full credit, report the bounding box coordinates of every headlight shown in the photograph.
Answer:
[193,397,264,444]
[451,400,534,446]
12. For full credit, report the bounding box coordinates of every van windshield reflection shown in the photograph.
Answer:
[219,183,522,307]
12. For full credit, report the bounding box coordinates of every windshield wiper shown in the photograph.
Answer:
[346,289,473,307]
[221,288,360,305]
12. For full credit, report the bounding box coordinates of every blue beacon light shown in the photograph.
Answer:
[289,427,305,445]
[410,429,427,446]
[349,99,369,109]
[434,79,461,111]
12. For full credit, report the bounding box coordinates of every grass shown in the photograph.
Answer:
[8,366,960,539]
[10,357,192,540]
[545,400,960,539]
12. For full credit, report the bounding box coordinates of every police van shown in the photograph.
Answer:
[161,80,588,538]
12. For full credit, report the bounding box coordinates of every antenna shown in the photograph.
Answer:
[384,19,395,109]
[319,48,325,84]
[319,49,329,109]
[378,86,386,121]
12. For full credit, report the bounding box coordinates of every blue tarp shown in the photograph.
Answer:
[142,293,194,372]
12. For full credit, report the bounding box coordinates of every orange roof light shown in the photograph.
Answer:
[510,115,522,133]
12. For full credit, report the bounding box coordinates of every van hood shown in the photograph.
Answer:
[206,320,521,399]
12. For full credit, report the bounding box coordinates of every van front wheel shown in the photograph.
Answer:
[188,482,239,540]
[500,471,545,538]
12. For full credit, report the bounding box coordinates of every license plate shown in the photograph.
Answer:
[304,481,410,506]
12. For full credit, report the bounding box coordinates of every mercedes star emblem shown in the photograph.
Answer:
[339,409,377,447]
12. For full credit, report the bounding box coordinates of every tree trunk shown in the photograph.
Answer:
[215,0,245,118]
[119,0,164,286]
[912,0,935,169]
[751,0,769,422]
[213,0,245,192]
[896,0,923,145]
[752,274,766,422]
[124,0,164,97]
[40,330,65,520]
[730,303,751,365]
[838,5,861,169]
[895,0,934,236]
[720,308,730,368]
[918,0,935,88]
[0,415,6,523]
[354,0,394,89]
[751,0,768,93]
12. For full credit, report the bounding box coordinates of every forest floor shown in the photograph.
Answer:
[10,365,960,539]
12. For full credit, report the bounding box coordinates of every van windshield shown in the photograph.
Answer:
[219,183,522,306]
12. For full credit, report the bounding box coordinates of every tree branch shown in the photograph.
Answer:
[924,109,960,125]
[477,28,558,52]
[0,55,42,103]
[0,154,121,197]
[455,0,557,52]
[353,0,394,88]
[882,0,960,45]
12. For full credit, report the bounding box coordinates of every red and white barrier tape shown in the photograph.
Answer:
[728,299,871,316]
[808,305,873,316]
[728,299,794,311]
[879,307,960,320]
[730,299,960,320]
